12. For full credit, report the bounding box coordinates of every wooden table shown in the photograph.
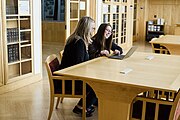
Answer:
[149,35,180,55]
[54,52,180,120]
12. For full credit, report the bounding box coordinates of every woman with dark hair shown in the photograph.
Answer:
[89,23,123,59]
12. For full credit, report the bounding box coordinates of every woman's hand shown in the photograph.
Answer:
[113,49,121,55]
[100,50,110,56]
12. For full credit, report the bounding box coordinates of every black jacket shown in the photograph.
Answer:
[60,39,89,69]
[88,41,123,59]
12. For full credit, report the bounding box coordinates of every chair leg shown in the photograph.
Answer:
[55,97,60,109]
[48,96,55,120]
[60,97,64,103]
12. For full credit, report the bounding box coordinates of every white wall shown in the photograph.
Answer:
[32,0,42,75]
[96,0,102,29]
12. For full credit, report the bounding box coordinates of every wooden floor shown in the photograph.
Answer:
[0,40,152,120]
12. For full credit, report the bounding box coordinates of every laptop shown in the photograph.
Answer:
[108,46,137,60]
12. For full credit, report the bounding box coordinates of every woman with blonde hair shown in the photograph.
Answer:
[60,16,97,117]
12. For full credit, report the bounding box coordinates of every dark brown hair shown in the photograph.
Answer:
[92,23,113,52]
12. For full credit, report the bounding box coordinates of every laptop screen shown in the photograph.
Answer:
[108,46,137,60]
[123,46,137,59]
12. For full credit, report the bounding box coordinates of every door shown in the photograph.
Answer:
[65,0,88,39]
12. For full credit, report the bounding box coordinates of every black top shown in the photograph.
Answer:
[60,38,89,69]
[88,41,123,59]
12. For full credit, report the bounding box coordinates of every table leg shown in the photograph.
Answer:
[87,81,148,120]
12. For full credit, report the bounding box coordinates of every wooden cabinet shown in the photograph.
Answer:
[146,20,165,41]
[0,0,42,94]
[101,0,133,49]
[2,0,33,84]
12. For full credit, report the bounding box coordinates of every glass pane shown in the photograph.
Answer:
[80,10,86,18]
[8,63,20,79]
[21,46,31,60]
[70,20,78,34]
[103,14,110,23]
[70,3,78,18]
[133,21,136,35]
[20,31,31,43]
[7,27,19,43]
[19,0,30,15]
[43,0,65,21]
[20,16,31,30]
[122,0,127,3]
[21,61,32,75]
[134,4,137,19]
[8,44,19,63]
[6,0,18,14]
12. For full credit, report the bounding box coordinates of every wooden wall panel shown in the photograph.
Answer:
[148,5,163,20]
[137,0,150,41]
[150,0,177,5]
[150,0,164,5]
[140,0,180,36]
[42,22,66,44]
[176,0,180,4]
[89,0,96,20]
[175,5,180,23]
[175,26,180,35]
[136,0,180,40]
[163,5,173,26]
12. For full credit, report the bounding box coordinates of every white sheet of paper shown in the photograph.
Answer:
[103,4,108,13]
[19,0,30,15]
[80,1,85,10]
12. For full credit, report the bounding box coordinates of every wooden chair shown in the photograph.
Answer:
[150,38,170,54]
[58,50,64,103]
[45,54,86,120]
[131,90,180,120]
[59,50,64,60]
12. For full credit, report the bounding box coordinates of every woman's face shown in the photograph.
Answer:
[89,22,96,37]
[104,26,112,39]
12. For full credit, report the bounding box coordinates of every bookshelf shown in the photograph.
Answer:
[146,20,165,41]
[3,0,33,84]
[102,0,130,49]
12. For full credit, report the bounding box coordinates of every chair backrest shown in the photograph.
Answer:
[45,54,84,96]
[169,90,180,120]
[45,54,61,94]
[131,90,180,120]
[150,38,170,54]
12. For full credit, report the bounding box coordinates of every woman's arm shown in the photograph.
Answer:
[111,42,123,54]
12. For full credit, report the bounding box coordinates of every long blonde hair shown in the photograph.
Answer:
[66,16,95,48]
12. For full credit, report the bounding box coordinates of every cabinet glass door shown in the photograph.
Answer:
[102,0,130,49]
[120,5,127,45]
[65,0,88,39]
[4,0,32,83]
